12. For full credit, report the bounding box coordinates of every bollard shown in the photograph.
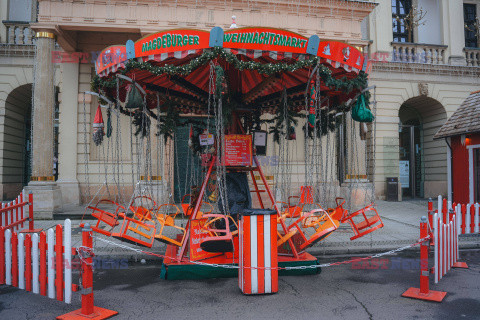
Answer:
[239,209,278,295]
[402,216,446,302]
[57,223,118,320]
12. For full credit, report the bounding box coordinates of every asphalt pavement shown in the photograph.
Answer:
[1,249,479,320]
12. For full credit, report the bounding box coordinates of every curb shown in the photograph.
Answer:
[91,240,480,262]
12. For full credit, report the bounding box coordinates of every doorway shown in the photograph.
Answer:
[399,124,423,198]
[173,124,203,203]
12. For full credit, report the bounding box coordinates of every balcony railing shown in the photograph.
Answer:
[464,48,480,67]
[2,21,34,45]
[391,42,447,65]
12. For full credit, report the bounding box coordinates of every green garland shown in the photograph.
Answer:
[91,47,368,96]
[156,101,181,142]
[266,93,301,143]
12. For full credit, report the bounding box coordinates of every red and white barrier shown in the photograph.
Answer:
[0,190,38,233]
[455,203,480,235]
[1,219,74,303]
[403,213,468,303]
[402,217,447,302]
[436,196,480,235]
[432,212,460,284]
[2,220,118,319]
[239,209,278,295]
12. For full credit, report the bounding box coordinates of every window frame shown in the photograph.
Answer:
[464,3,478,48]
[392,0,413,43]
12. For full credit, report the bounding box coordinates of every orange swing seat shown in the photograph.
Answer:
[199,213,238,253]
[181,194,195,216]
[121,196,157,238]
[341,204,384,240]
[326,197,348,221]
[111,196,157,248]
[154,204,186,247]
[288,208,339,251]
[274,202,298,247]
[87,199,125,236]
[286,196,304,218]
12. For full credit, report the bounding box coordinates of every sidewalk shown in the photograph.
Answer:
[31,199,480,260]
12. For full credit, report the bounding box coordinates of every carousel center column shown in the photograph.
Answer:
[26,31,62,218]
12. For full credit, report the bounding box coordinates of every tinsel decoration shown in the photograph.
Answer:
[106,108,112,138]
[308,79,316,128]
[92,129,104,146]
[92,105,105,146]
[132,109,151,137]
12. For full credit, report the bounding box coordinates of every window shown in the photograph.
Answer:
[464,4,478,48]
[474,148,480,202]
[392,0,413,42]
[8,0,33,22]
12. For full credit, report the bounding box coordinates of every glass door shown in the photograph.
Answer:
[399,124,423,198]
[399,125,413,197]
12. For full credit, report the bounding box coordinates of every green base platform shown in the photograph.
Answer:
[160,247,321,280]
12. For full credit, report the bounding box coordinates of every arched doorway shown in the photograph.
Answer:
[1,84,33,199]
[398,96,447,199]
[1,84,60,200]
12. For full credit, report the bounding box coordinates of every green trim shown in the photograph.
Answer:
[160,259,321,280]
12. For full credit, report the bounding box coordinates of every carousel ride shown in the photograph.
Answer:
[83,26,383,279]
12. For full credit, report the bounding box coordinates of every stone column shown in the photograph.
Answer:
[26,31,62,218]
[57,61,80,205]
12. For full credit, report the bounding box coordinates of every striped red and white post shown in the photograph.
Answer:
[239,209,278,295]
[402,216,447,302]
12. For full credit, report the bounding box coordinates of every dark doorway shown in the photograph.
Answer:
[173,123,203,203]
[399,124,423,198]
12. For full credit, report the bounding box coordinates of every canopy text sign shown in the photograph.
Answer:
[223,27,308,54]
[135,29,210,58]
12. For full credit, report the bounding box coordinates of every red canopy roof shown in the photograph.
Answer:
[95,27,369,113]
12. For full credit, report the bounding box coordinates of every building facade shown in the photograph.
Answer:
[0,0,479,217]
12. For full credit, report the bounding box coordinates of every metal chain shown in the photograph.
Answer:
[92,235,430,271]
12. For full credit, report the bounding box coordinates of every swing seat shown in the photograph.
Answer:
[127,195,157,220]
[199,214,238,253]
[277,229,298,247]
[181,194,195,216]
[341,204,384,241]
[154,204,186,247]
[111,212,156,248]
[88,199,125,237]
[275,202,298,246]
[287,196,303,218]
[288,209,339,251]
[117,196,157,239]
[327,197,348,221]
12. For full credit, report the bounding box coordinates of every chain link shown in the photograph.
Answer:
[92,235,430,271]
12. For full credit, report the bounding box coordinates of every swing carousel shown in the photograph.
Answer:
[85,26,383,279]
